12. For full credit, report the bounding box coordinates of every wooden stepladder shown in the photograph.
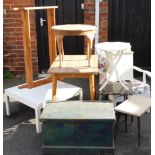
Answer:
[13,6,58,88]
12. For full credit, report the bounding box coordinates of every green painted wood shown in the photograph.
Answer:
[41,101,115,155]
[43,121,113,146]
[40,101,115,121]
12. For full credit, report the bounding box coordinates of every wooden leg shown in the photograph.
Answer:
[47,9,56,64]
[86,33,94,66]
[60,37,64,60]
[21,10,33,87]
[88,38,93,66]
[86,38,89,60]
[52,74,57,101]
[56,35,63,67]
[89,74,95,100]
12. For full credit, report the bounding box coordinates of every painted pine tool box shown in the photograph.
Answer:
[40,101,115,155]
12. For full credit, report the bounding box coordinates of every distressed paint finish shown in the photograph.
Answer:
[40,101,115,155]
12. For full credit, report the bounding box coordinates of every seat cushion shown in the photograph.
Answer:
[100,79,150,96]
[131,79,150,95]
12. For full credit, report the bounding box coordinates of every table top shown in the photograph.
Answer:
[48,55,98,74]
[52,24,97,32]
[95,42,133,54]
[52,24,97,36]
[40,101,115,121]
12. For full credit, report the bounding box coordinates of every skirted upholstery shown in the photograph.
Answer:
[100,79,150,96]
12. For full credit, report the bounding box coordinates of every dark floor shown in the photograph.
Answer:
[3,77,151,155]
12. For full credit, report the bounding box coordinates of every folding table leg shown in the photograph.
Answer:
[35,108,42,133]
[5,95,11,116]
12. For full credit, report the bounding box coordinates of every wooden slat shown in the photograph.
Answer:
[47,8,57,64]
[21,10,33,88]
[13,6,58,11]
[18,77,52,89]
[55,73,91,78]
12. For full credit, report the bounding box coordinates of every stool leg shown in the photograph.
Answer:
[137,117,140,147]
[125,114,127,132]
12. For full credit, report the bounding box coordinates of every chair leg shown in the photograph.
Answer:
[35,108,42,133]
[137,117,140,147]
[5,95,11,116]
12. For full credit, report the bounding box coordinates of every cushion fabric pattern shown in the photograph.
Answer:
[100,79,150,96]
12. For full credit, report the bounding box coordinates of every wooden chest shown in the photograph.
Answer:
[40,101,115,155]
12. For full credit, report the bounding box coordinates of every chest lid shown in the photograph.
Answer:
[40,101,115,121]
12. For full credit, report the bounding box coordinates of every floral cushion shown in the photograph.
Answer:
[131,79,150,95]
[98,56,107,70]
